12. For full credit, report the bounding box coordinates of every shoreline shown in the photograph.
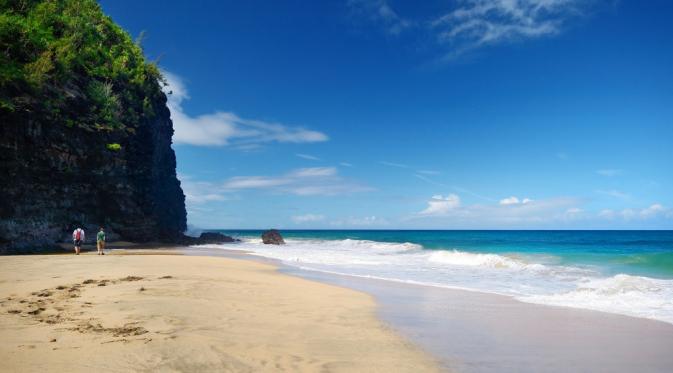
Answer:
[189,245,673,373]
[0,250,440,372]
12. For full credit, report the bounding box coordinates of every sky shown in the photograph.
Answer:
[99,0,673,230]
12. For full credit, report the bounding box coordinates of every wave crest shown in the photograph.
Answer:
[520,274,673,323]
[427,250,541,270]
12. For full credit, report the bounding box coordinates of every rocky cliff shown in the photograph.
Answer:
[0,0,187,252]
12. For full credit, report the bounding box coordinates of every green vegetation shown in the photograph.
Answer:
[0,0,165,131]
[106,142,121,151]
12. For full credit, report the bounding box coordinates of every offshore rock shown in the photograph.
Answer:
[178,232,238,245]
[261,229,285,245]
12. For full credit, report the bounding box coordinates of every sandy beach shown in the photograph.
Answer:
[0,251,439,372]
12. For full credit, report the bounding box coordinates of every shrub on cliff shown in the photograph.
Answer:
[0,0,165,132]
[106,142,121,151]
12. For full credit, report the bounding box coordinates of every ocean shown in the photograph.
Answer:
[203,230,673,324]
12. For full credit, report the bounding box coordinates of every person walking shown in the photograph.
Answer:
[72,227,85,255]
[96,227,106,255]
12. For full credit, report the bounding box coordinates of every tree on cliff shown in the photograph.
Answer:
[1,0,164,132]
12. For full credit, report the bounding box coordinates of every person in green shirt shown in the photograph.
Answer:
[96,227,106,255]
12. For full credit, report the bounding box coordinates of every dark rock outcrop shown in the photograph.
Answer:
[0,96,187,253]
[178,232,238,246]
[261,229,285,245]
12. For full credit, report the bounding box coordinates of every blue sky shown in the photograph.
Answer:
[100,0,673,229]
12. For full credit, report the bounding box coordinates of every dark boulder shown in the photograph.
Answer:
[178,232,237,245]
[262,229,285,245]
[196,232,236,244]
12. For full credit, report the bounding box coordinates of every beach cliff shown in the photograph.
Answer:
[0,0,187,252]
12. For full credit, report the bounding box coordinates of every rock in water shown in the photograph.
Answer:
[177,232,237,245]
[261,230,285,245]
[197,232,235,243]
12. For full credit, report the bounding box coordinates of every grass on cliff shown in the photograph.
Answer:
[0,0,166,132]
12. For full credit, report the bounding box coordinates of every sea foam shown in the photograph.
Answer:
[206,237,673,324]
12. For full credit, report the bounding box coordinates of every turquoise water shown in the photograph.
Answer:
[214,230,673,278]
[205,229,673,323]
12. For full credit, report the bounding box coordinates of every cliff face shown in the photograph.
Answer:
[0,0,187,252]
[0,94,187,251]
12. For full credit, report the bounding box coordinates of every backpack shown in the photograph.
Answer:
[75,229,82,240]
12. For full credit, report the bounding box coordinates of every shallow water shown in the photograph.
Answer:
[203,230,673,324]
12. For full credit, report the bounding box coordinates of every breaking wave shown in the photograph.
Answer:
[203,237,673,324]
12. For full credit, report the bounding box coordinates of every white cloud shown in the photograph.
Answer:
[162,71,328,147]
[500,196,519,205]
[412,194,581,225]
[223,176,292,189]
[340,162,354,167]
[296,153,321,161]
[561,207,584,221]
[499,196,533,205]
[640,204,667,218]
[331,215,389,227]
[597,169,623,177]
[419,194,461,216]
[179,176,235,205]
[292,214,325,223]
[184,167,371,198]
[288,167,338,178]
[185,193,227,204]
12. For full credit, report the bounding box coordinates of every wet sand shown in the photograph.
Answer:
[294,269,673,373]
[0,252,439,372]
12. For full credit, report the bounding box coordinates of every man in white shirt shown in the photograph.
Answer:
[72,227,85,255]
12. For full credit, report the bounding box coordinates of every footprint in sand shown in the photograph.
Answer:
[4,276,157,344]
[120,276,144,282]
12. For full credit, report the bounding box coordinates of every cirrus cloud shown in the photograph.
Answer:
[180,167,372,204]
[351,0,593,61]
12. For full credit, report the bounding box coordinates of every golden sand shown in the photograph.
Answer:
[0,253,439,372]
